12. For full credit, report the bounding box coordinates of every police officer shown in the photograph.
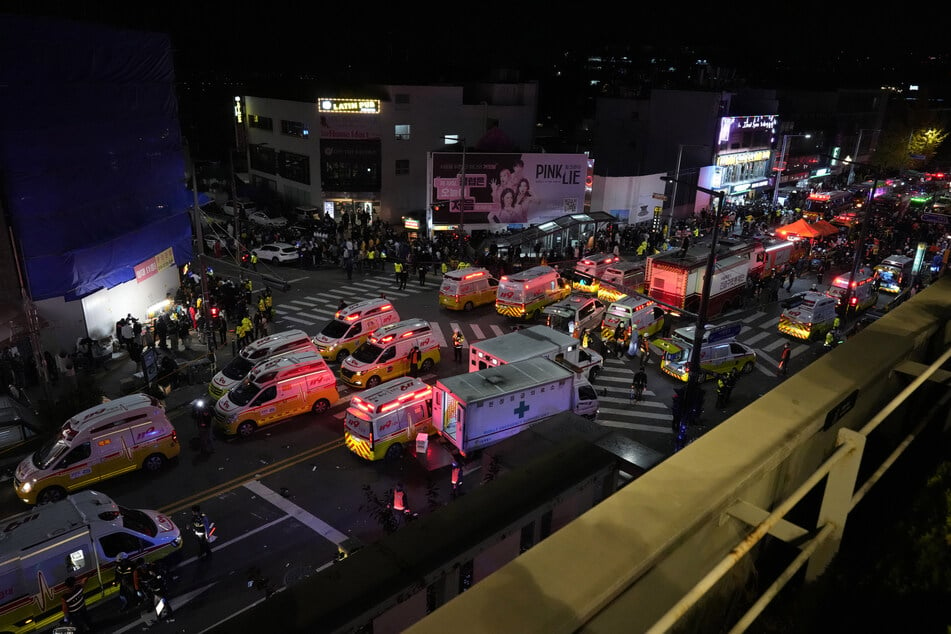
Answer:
[61,576,93,633]
[452,330,466,363]
[115,552,136,612]
[191,505,213,561]
[716,374,729,409]
[250,251,259,271]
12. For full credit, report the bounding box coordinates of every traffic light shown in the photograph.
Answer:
[209,306,220,319]
[432,203,444,213]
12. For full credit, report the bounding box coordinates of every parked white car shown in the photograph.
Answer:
[253,243,299,263]
[248,210,288,227]
[221,198,256,217]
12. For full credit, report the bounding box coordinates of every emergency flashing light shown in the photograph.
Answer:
[209,306,219,319]
[401,331,414,338]
[500,276,509,281]
[345,313,360,321]
[850,296,858,306]
[463,271,484,280]
[379,334,395,343]
[380,401,401,413]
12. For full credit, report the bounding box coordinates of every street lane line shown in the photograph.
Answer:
[599,419,673,433]
[244,480,349,545]
[742,311,766,323]
[469,324,485,339]
[599,406,673,421]
[762,338,789,352]
[299,310,334,320]
[754,351,779,377]
[289,299,319,307]
[282,315,316,325]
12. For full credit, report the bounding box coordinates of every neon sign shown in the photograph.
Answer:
[318,98,380,114]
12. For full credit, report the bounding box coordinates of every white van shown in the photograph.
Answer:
[208,329,317,400]
[214,351,339,438]
[313,298,401,363]
[343,377,434,461]
[543,295,606,335]
[600,295,666,342]
[0,491,182,633]
[340,319,441,389]
[14,394,179,505]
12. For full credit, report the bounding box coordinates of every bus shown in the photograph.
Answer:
[804,190,854,220]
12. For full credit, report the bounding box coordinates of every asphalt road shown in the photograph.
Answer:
[4,253,870,633]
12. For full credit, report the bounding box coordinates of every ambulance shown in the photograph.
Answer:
[312,298,400,363]
[213,350,339,438]
[825,267,878,312]
[600,296,666,342]
[653,322,754,381]
[495,266,571,319]
[778,291,838,340]
[438,267,499,311]
[339,319,440,389]
[874,255,914,293]
[542,295,606,335]
[598,260,646,302]
[14,394,179,506]
[208,329,317,400]
[343,377,434,461]
[0,491,182,633]
[572,253,621,294]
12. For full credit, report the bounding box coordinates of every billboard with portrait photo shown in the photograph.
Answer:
[431,153,588,227]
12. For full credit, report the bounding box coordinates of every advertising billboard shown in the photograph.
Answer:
[431,153,588,228]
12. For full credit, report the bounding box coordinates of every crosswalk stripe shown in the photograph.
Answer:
[282,315,316,326]
[470,324,485,339]
[599,406,673,420]
[430,322,448,348]
[449,322,461,337]
[598,419,673,434]
[310,291,346,299]
[743,331,771,346]
[289,299,319,307]
[760,316,780,329]
[742,311,766,323]
[761,338,789,352]
[490,325,504,337]
[298,310,334,320]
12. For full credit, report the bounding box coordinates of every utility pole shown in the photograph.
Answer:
[190,167,215,353]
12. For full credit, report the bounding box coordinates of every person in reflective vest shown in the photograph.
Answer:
[250,252,258,271]
[450,462,462,499]
[409,346,421,376]
[392,484,407,513]
[452,330,466,363]
[191,505,213,561]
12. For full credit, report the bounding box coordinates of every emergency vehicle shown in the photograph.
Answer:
[600,295,666,342]
[874,255,914,293]
[495,266,571,319]
[825,267,878,312]
[438,267,499,311]
[0,491,182,633]
[654,321,755,382]
[468,325,603,381]
[208,329,317,400]
[340,319,440,388]
[572,253,621,294]
[542,295,606,335]
[597,260,646,302]
[312,298,400,363]
[778,291,838,340]
[343,377,434,461]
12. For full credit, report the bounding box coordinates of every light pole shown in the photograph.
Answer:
[771,133,811,207]
[847,128,880,186]
[666,144,710,237]
[662,176,726,452]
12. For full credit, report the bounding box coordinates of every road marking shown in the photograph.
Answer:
[282,315,316,325]
[743,331,771,346]
[599,406,673,421]
[244,480,349,545]
[596,375,635,384]
[599,395,666,408]
[308,291,346,299]
[762,338,789,352]
[286,276,310,284]
[289,299,319,307]
[754,351,779,377]
[598,419,673,433]
[299,310,334,320]
[490,325,505,336]
[430,322,448,348]
[470,324,485,339]
[741,311,766,323]
[759,316,781,329]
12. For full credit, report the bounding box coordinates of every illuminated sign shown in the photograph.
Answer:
[403,218,420,230]
[135,247,175,284]
[233,96,243,123]
[716,150,771,167]
[318,98,381,114]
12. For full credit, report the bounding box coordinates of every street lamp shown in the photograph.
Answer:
[847,128,880,186]
[666,144,710,237]
[771,133,811,207]
[661,176,726,452]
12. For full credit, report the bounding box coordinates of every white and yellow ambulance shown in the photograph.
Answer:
[343,377,434,461]
[495,266,571,319]
[438,267,499,311]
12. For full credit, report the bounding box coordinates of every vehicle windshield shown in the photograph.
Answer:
[227,379,261,407]
[665,348,687,363]
[321,319,350,339]
[118,506,158,537]
[351,342,383,364]
[33,437,69,470]
[221,355,255,380]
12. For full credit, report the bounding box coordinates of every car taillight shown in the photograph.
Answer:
[171,430,178,445]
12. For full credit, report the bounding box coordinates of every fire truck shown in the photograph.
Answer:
[645,239,760,317]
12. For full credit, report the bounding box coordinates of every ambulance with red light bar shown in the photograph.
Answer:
[312,297,400,363]
[600,295,666,342]
[340,319,440,388]
[438,267,499,311]
[495,265,571,319]
[572,253,621,294]
[597,260,646,302]
[343,377,434,461]
[825,267,878,312]
[778,291,838,340]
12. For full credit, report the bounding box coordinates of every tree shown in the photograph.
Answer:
[907,127,948,167]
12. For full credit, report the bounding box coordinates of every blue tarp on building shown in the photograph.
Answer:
[0,15,193,301]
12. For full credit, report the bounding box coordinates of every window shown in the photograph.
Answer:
[249,144,277,174]
[253,386,277,405]
[395,159,409,176]
[99,532,148,558]
[59,442,91,468]
[281,120,308,138]
[395,124,411,141]
[278,151,311,185]
[248,114,273,131]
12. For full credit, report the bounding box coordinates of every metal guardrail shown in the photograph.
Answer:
[646,341,951,633]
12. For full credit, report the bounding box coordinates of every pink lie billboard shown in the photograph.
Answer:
[430,153,590,228]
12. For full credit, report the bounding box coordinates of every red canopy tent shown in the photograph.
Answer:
[775,218,822,240]
[811,219,840,236]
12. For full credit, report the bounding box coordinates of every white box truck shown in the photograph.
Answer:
[468,325,604,381]
[433,357,599,456]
